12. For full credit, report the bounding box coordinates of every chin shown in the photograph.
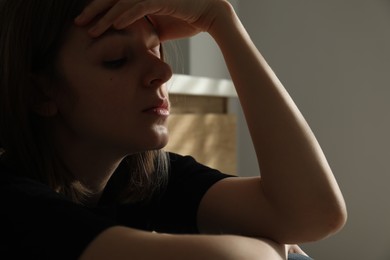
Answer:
[152,135,169,150]
[126,125,169,152]
[145,127,169,150]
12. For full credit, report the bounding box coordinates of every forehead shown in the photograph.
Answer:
[63,18,158,50]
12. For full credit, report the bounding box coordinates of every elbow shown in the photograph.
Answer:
[296,201,348,242]
[315,192,348,240]
[317,202,348,240]
[275,200,348,244]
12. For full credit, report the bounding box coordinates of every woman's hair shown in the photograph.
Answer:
[0,0,169,204]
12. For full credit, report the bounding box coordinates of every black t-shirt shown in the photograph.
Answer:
[0,153,232,259]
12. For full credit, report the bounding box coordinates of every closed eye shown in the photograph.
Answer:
[102,58,127,69]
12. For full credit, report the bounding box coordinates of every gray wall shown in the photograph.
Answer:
[172,0,390,259]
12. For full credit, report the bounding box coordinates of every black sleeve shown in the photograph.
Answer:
[150,152,234,234]
[0,175,115,260]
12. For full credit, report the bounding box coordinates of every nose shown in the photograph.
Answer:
[143,55,173,88]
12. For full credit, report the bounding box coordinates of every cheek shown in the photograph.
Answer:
[57,50,141,114]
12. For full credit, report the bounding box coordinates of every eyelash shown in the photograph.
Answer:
[101,44,161,70]
[102,58,128,69]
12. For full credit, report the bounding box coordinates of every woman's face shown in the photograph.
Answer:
[51,18,172,157]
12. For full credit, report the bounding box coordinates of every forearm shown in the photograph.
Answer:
[208,2,346,233]
[80,226,287,260]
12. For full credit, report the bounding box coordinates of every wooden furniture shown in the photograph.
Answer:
[165,74,238,175]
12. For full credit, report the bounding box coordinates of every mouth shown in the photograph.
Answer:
[142,99,170,116]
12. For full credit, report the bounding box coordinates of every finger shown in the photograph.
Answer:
[75,0,119,25]
[88,0,146,37]
[90,1,170,36]
[113,2,163,29]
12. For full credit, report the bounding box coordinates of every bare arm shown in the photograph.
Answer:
[79,226,287,260]
[198,2,346,243]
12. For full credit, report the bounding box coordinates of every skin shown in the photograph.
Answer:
[44,19,172,197]
[35,0,348,259]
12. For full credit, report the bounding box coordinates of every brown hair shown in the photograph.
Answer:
[0,0,168,204]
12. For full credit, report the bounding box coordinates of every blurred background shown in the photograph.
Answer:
[166,0,390,259]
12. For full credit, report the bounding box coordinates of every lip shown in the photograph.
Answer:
[142,98,170,116]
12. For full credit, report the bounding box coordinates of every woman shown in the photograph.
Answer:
[0,0,347,259]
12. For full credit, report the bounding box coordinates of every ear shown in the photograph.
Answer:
[29,74,58,117]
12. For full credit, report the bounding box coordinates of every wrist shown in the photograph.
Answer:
[207,1,237,38]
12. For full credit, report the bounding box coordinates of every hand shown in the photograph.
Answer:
[74,0,231,41]
[286,244,309,256]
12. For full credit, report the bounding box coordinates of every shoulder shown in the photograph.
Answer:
[160,152,235,211]
[168,152,197,167]
[167,152,232,177]
[166,152,235,191]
